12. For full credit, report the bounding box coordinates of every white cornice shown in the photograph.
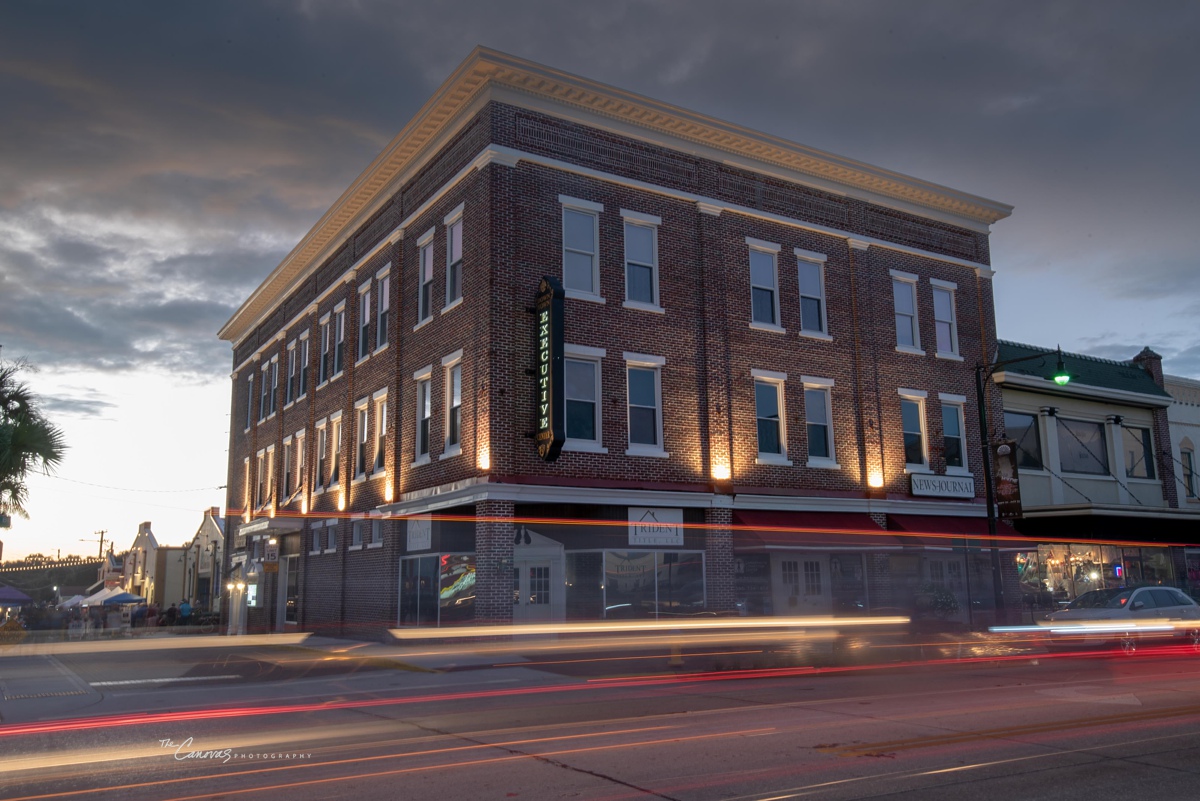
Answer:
[1021,504,1197,521]
[220,47,1009,347]
[994,372,1171,409]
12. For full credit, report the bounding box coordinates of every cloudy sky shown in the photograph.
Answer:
[1,1,1197,562]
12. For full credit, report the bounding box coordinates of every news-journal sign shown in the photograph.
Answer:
[910,473,976,499]
[992,440,1024,519]
[534,276,565,462]
[628,507,684,547]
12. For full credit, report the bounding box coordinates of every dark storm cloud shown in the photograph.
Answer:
[41,389,118,420]
[0,0,1197,378]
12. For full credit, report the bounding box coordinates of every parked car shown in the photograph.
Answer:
[1043,586,1200,653]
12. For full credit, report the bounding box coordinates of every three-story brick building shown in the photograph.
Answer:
[219,48,1016,637]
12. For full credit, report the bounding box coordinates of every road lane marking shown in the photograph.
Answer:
[90,675,241,687]
[820,701,1200,757]
[1035,686,1142,705]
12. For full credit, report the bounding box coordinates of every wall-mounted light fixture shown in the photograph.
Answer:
[711,464,731,481]
[867,471,884,489]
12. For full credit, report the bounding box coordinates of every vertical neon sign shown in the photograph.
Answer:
[534,276,565,462]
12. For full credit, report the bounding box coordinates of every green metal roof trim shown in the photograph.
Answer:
[996,341,1170,398]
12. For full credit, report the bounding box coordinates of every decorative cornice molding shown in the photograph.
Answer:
[696,201,723,216]
[220,46,1011,347]
[847,238,870,251]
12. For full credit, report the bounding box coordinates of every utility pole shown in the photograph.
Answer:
[79,530,107,559]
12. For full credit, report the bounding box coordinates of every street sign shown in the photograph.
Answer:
[263,542,279,574]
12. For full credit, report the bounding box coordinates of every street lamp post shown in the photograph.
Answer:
[975,346,1070,625]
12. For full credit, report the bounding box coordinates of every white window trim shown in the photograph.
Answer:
[353,397,370,483]
[441,351,464,460]
[324,518,338,554]
[624,356,668,458]
[291,429,306,502]
[356,282,372,366]
[931,279,960,357]
[372,388,389,478]
[622,214,661,311]
[444,204,464,309]
[939,397,970,475]
[375,267,391,354]
[891,271,922,355]
[562,351,607,453]
[331,302,347,380]
[898,390,929,472]
[795,248,830,338]
[748,241,782,332]
[753,373,792,466]
[412,364,433,467]
[561,196,604,303]
[802,378,838,469]
[416,226,436,328]
[313,417,328,495]
[327,410,343,489]
[284,340,298,410]
[297,332,310,400]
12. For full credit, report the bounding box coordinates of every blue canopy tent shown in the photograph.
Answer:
[102,592,146,605]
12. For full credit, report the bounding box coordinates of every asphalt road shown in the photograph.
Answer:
[2,640,1200,800]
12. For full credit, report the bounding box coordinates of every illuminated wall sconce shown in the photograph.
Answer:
[226,583,234,591]
[384,482,394,503]
[236,582,246,591]
[867,471,884,489]
[300,497,308,515]
[337,493,346,512]
[268,505,275,519]
[712,464,731,481]
[268,538,277,546]
[478,447,491,471]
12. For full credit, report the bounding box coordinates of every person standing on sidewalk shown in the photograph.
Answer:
[178,599,192,626]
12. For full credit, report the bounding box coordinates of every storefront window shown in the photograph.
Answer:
[603,550,704,619]
[438,554,476,625]
[399,555,438,626]
[566,553,604,620]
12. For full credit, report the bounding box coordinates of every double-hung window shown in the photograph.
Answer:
[414,367,432,463]
[892,272,920,351]
[445,204,463,307]
[625,353,665,456]
[373,391,388,473]
[358,284,371,361]
[899,390,928,468]
[752,370,789,464]
[333,304,346,376]
[417,229,435,324]
[564,345,606,451]
[796,249,828,336]
[285,342,297,406]
[1121,425,1155,479]
[283,438,293,497]
[622,210,660,309]
[939,395,967,471]
[802,376,836,467]
[748,239,781,329]
[297,333,309,399]
[442,351,463,457]
[245,373,254,431]
[370,519,383,545]
[352,520,364,548]
[255,450,267,509]
[354,400,369,479]
[318,315,332,385]
[561,197,602,298]
[931,279,959,357]
[269,357,279,416]
[259,363,270,422]
[315,421,328,490]
[295,430,306,494]
[376,267,390,350]
[328,414,342,486]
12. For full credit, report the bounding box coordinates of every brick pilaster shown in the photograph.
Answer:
[704,504,735,612]
[475,499,515,624]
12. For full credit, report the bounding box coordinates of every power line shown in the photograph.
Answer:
[43,475,227,494]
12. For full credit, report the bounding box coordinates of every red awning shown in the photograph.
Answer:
[733,510,903,550]
[886,514,1028,550]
